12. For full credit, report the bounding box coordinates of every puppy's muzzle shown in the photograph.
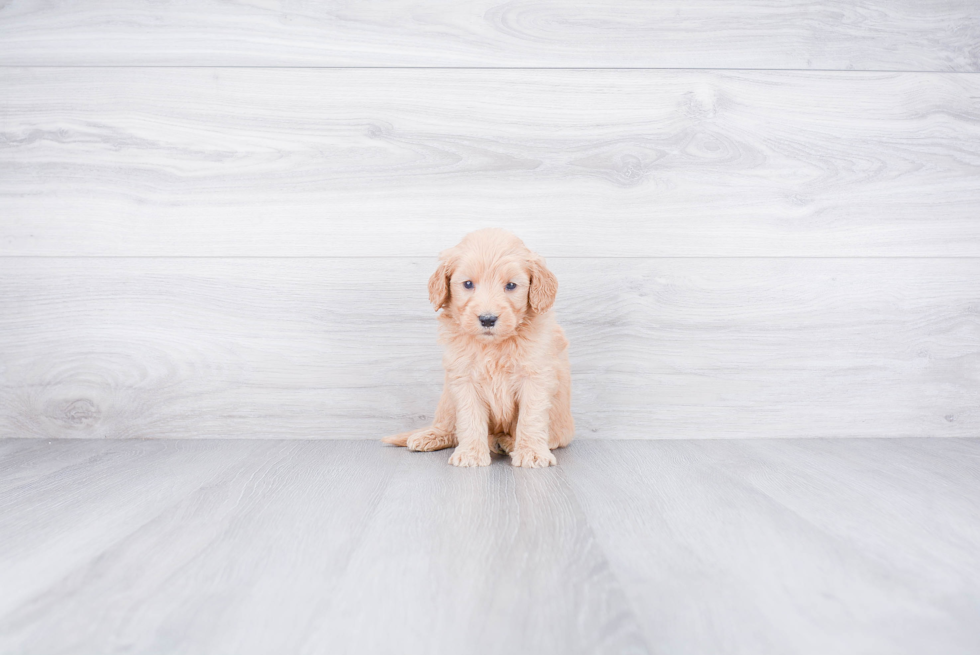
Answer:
[479,314,498,328]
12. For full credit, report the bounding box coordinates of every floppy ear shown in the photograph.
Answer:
[527,256,558,313]
[428,252,455,310]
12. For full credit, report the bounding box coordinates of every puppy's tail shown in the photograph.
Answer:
[382,431,412,447]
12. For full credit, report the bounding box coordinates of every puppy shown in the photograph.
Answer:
[383,229,573,467]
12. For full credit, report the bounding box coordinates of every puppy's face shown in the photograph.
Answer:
[448,254,530,340]
[428,229,557,341]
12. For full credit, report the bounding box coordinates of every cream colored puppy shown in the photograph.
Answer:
[384,229,573,467]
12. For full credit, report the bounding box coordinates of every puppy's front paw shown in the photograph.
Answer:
[449,446,492,467]
[407,429,456,452]
[510,447,557,468]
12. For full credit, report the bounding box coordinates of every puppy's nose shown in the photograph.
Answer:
[479,314,498,328]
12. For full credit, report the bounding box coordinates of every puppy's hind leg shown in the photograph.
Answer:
[382,379,457,451]
[490,433,514,455]
[407,429,457,451]
[548,352,575,449]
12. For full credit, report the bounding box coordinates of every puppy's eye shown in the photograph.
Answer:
[463,280,474,289]
[505,282,517,290]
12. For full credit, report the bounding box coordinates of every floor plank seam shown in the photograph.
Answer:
[553,461,657,654]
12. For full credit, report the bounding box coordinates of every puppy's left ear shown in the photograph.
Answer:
[528,256,558,313]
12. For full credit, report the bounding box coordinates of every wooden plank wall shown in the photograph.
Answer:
[1,1,978,439]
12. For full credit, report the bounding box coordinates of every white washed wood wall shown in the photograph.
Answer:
[1,1,978,439]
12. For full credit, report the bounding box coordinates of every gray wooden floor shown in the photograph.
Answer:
[3,4,978,653]
[2,438,978,655]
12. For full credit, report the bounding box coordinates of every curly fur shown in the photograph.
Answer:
[383,229,574,467]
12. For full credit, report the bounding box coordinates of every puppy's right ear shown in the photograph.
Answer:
[428,251,455,311]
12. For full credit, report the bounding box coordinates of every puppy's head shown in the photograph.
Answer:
[428,228,557,341]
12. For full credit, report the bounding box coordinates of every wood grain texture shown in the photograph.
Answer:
[562,438,980,655]
[1,257,976,440]
[0,439,651,655]
[0,0,977,70]
[2,438,979,653]
[3,68,980,257]
[305,445,648,655]
[0,440,401,654]
[0,441,386,631]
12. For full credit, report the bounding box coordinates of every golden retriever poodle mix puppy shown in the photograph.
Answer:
[383,228,574,468]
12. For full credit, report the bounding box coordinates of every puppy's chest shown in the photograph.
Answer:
[472,353,525,427]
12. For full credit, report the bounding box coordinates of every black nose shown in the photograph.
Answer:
[479,314,498,328]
